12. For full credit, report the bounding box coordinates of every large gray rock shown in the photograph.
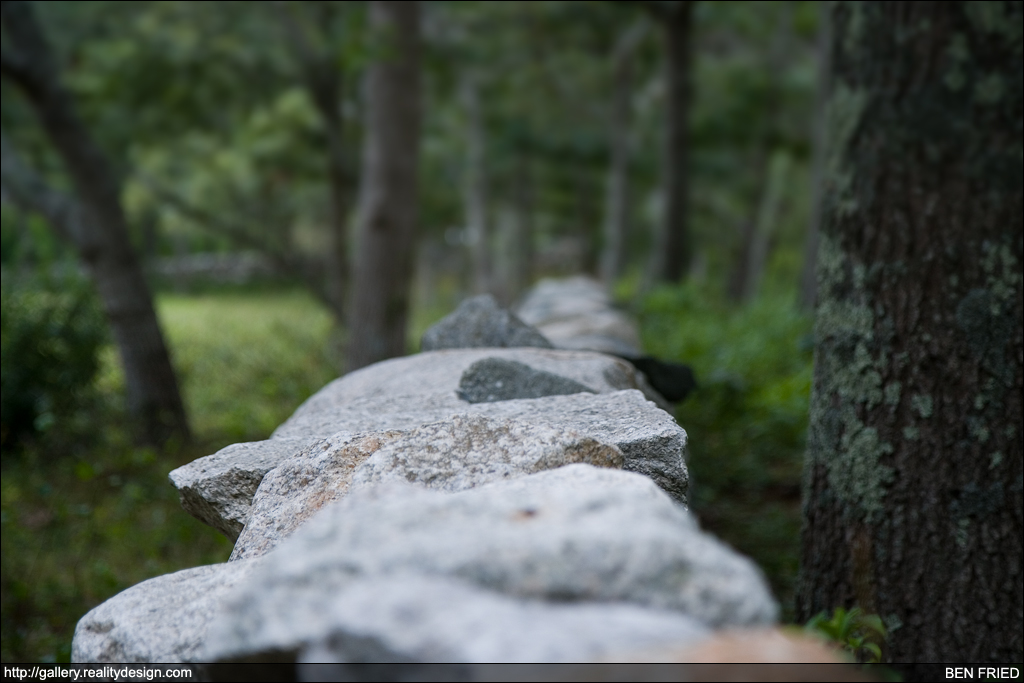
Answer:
[72,560,258,663]
[516,277,642,357]
[230,416,623,560]
[457,357,596,403]
[278,348,645,423]
[168,437,314,540]
[295,574,711,664]
[171,349,684,537]
[420,294,553,351]
[205,465,777,663]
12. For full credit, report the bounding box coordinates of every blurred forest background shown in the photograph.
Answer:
[2,0,825,662]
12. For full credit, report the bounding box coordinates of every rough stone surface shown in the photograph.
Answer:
[205,465,777,663]
[168,437,314,540]
[172,349,654,537]
[181,387,688,537]
[293,574,711,664]
[457,357,596,403]
[72,560,258,663]
[420,294,553,351]
[278,348,645,425]
[516,277,642,357]
[230,416,623,561]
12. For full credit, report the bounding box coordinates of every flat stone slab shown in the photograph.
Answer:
[72,560,259,663]
[230,416,623,560]
[205,465,777,663]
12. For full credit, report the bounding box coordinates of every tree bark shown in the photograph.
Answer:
[799,1,1022,663]
[798,6,832,311]
[1,0,189,446]
[346,0,421,372]
[650,1,692,283]
[275,1,352,321]
[601,20,646,286]
[461,70,491,295]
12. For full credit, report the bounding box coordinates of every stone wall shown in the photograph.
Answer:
[72,277,843,672]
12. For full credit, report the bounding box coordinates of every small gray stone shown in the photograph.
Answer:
[72,560,259,663]
[420,295,553,351]
[294,574,711,664]
[457,357,596,403]
[168,437,316,540]
[206,465,777,663]
[230,416,623,561]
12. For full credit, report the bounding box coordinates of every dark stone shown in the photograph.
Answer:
[457,358,595,403]
[623,356,697,403]
[420,295,553,351]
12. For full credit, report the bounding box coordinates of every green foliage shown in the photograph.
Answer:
[634,274,813,617]
[1,270,108,453]
[805,606,887,663]
[1,288,337,662]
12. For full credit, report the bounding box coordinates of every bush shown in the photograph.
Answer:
[1,269,108,453]
[634,280,813,618]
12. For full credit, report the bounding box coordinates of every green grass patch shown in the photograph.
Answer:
[2,286,340,662]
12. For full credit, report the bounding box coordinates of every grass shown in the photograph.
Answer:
[1,287,340,663]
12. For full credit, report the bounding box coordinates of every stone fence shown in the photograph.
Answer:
[72,277,844,674]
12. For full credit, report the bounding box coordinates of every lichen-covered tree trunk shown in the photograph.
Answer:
[346,0,421,371]
[799,1,1022,663]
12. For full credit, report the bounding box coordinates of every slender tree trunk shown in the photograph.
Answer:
[1,0,189,446]
[798,6,832,311]
[601,21,646,286]
[742,150,790,302]
[461,70,490,295]
[275,1,351,321]
[650,1,692,283]
[799,1,1022,663]
[509,153,534,300]
[346,0,420,372]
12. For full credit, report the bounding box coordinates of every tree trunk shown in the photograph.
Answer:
[798,6,832,311]
[799,1,1022,664]
[1,0,189,447]
[509,153,534,301]
[346,0,421,372]
[461,70,491,295]
[601,21,646,286]
[650,1,692,283]
[275,1,352,321]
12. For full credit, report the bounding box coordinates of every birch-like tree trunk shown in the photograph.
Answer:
[799,1,1022,662]
[346,0,421,372]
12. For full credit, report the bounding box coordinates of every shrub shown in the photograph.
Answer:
[1,269,108,453]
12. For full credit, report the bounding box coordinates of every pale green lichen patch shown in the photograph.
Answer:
[955,517,970,549]
[903,426,919,441]
[989,451,1004,469]
[823,85,869,219]
[974,73,1006,105]
[911,394,933,419]
[884,381,901,406]
[811,234,898,523]
[828,414,895,523]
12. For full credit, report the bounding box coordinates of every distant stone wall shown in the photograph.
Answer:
[72,278,841,671]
